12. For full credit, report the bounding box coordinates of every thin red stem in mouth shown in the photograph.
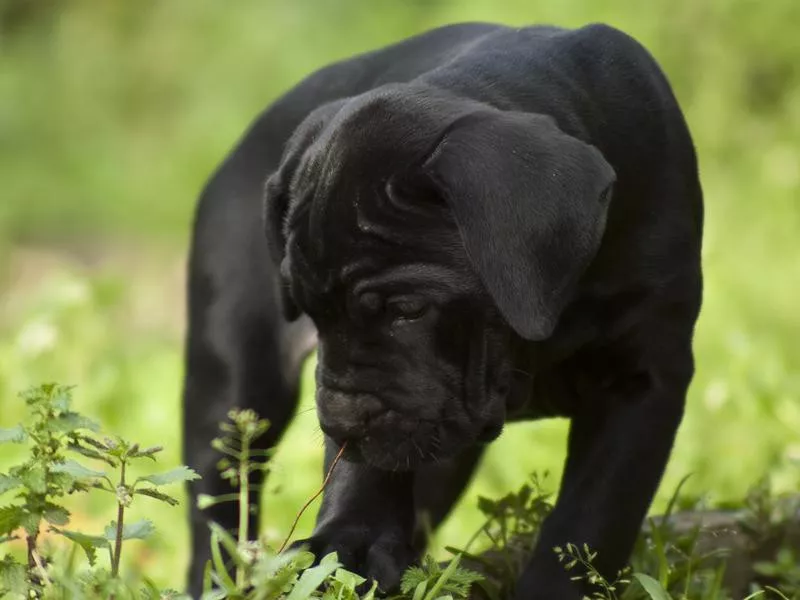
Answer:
[277,442,348,553]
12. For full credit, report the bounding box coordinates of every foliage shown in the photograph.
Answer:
[2,387,800,599]
[0,0,798,594]
[0,384,197,599]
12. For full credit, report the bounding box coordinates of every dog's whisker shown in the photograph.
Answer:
[511,367,534,379]
[411,439,424,460]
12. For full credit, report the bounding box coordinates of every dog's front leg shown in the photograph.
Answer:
[298,438,418,591]
[515,363,691,599]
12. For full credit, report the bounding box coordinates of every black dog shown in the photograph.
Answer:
[183,22,703,599]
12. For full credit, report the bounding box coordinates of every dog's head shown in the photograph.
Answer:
[265,85,615,470]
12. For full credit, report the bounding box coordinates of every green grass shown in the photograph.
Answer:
[1,0,799,593]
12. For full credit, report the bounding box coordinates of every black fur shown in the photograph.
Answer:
[183,22,702,599]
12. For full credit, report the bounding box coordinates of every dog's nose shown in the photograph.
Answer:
[317,387,385,442]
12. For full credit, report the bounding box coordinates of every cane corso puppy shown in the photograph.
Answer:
[183,22,703,599]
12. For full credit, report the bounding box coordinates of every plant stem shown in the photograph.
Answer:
[236,433,250,588]
[26,526,39,572]
[31,549,52,588]
[111,460,126,579]
[278,443,347,553]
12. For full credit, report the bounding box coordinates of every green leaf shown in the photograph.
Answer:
[51,386,74,412]
[53,528,109,566]
[67,442,117,466]
[633,573,672,600]
[207,522,247,568]
[209,528,237,592]
[20,511,41,536]
[129,445,164,460]
[0,475,22,495]
[0,555,27,593]
[332,567,366,589]
[104,518,156,541]
[360,579,379,600]
[202,559,214,595]
[20,467,46,494]
[424,554,462,600]
[402,565,429,594]
[51,459,106,479]
[0,426,26,444]
[43,504,70,526]
[51,411,100,433]
[135,487,179,506]
[0,506,25,536]
[412,580,429,600]
[285,552,342,600]
[137,466,200,487]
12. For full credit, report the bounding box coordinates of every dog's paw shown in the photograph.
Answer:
[294,524,416,592]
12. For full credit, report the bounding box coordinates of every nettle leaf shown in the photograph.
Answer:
[51,386,74,412]
[20,511,41,536]
[51,411,100,434]
[104,518,156,541]
[0,555,27,593]
[0,475,22,495]
[0,426,26,444]
[137,466,200,487]
[53,528,109,566]
[78,435,111,451]
[51,471,91,494]
[68,442,117,467]
[20,467,46,494]
[51,459,106,480]
[43,503,70,526]
[0,506,24,536]
[129,446,164,460]
[135,487,179,506]
[402,565,429,594]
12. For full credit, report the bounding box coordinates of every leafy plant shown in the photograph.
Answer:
[0,384,101,585]
[3,386,799,600]
[399,554,482,600]
[0,384,198,599]
[555,542,632,600]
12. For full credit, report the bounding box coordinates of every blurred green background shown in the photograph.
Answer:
[1,0,798,591]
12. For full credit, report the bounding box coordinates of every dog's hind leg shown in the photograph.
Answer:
[181,176,317,596]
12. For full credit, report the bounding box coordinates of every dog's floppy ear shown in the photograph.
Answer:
[264,99,347,320]
[422,110,616,340]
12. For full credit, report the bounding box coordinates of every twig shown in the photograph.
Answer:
[277,443,347,553]
[111,460,127,579]
[31,548,52,588]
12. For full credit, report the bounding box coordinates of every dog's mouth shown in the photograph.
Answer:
[324,409,503,471]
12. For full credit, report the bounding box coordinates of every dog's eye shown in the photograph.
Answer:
[387,296,428,321]
[357,291,383,316]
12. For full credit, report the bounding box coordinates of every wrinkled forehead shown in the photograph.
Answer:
[285,178,466,292]
[281,89,474,292]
